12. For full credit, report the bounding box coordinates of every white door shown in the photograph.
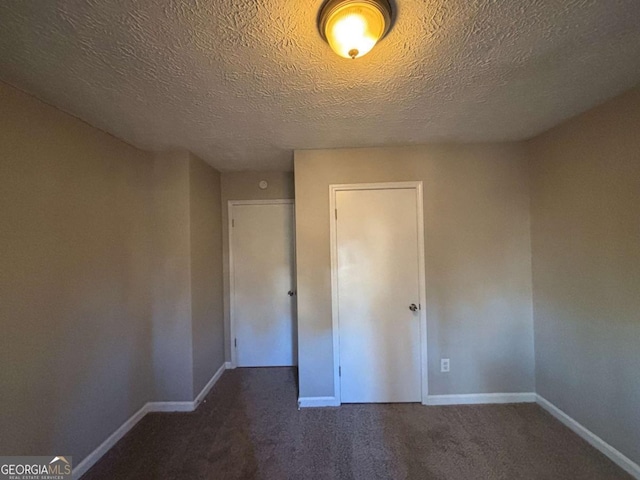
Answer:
[336,188,422,403]
[231,202,296,367]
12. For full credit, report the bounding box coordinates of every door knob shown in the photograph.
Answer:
[409,303,418,312]
[288,290,296,296]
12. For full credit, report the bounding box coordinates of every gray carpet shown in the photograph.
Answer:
[82,367,630,479]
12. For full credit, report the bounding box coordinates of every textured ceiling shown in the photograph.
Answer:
[1,1,640,171]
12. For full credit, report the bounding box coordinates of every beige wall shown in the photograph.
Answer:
[189,153,224,396]
[220,171,295,360]
[294,145,535,398]
[528,86,640,464]
[0,82,156,461]
[0,83,226,465]
[152,151,193,401]
[151,150,226,401]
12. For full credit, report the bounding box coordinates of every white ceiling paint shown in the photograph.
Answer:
[1,0,639,171]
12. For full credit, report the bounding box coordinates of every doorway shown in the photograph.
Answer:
[330,183,427,403]
[229,200,297,367]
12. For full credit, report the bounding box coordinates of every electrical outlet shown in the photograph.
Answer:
[441,358,450,373]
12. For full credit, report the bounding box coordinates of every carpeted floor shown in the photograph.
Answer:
[82,367,630,479]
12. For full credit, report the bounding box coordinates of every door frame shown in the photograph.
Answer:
[228,199,295,368]
[329,182,428,405]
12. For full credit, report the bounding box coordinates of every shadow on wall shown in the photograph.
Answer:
[47,184,156,462]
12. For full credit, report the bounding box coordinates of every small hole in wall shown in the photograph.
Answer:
[259,180,268,190]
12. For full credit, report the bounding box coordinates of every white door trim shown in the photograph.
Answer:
[228,199,295,368]
[329,182,428,405]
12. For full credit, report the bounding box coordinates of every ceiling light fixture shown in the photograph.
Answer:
[318,0,392,60]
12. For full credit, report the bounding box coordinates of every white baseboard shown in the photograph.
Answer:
[73,363,227,479]
[147,401,194,412]
[424,392,536,406]
[536,395,640,479]
[72,402,151,479]
[297,396,340,408]
[194,363,226,407]
[298,393,536,408]
[225,361,235,370]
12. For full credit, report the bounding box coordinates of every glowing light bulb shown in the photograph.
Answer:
[320,1,391,59]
